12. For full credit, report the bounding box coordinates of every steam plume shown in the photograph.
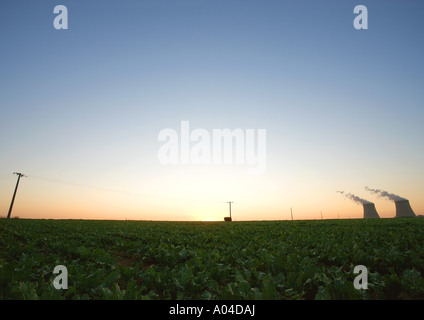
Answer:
[337,191,372,205]
[365,187,406,201]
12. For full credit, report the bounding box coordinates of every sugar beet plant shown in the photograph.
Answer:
[1,218,424,299]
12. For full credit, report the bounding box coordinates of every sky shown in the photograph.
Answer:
[1,0,423,221]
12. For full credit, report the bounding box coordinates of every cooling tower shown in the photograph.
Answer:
[395,200,416,218]
[362,203,380,219]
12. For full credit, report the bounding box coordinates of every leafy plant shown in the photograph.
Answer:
[1,218,424,300]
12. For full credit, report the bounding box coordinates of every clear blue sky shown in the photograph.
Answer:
[1,0,423,220]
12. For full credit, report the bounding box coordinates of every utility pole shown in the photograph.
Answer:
[227,201,233,219]
[7,172,26,219]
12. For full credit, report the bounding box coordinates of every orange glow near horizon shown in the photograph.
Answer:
[1,169,423,221]
[1,183,422,222]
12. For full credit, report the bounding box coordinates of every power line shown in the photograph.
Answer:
[8,173,300,220]
[25,174,223,204]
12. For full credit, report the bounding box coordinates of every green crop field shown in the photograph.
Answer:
[1,218,424,300]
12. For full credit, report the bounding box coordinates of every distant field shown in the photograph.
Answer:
[1,218,424,300]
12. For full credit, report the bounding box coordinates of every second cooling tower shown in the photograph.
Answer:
[363,203,380,219]
[395,200,416,218]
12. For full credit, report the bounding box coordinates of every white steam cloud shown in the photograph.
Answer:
[365,187,406,201]
[337,191,372,205]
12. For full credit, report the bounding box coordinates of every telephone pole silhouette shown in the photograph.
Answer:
[225,201,233,221]
[7,172,26,219]
[227,201,233,218]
